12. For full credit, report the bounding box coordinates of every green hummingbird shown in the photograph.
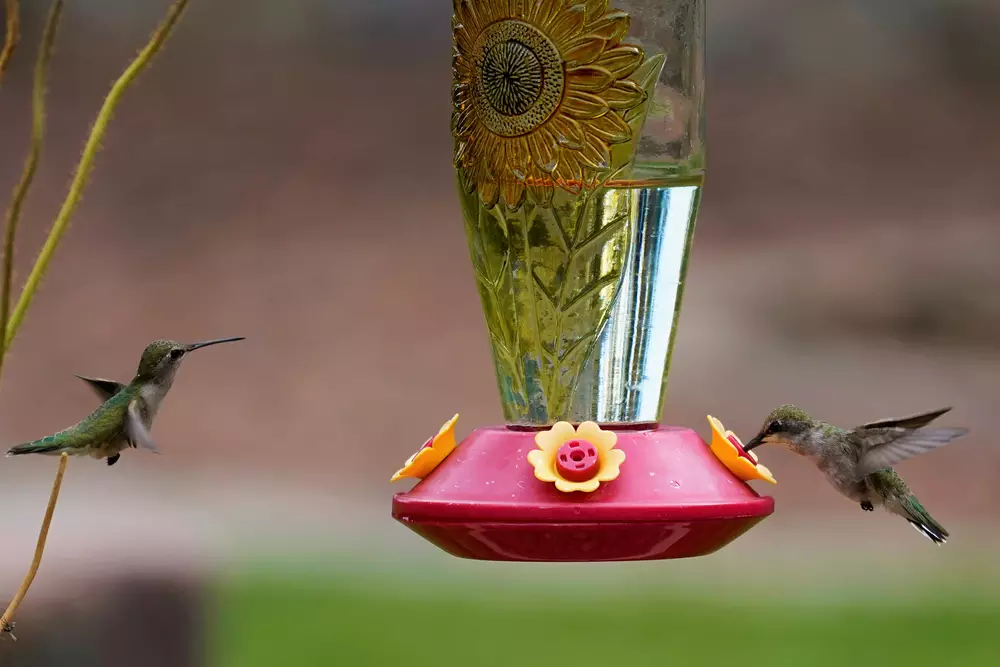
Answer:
[744,405,968,544]
[5,337,244,466]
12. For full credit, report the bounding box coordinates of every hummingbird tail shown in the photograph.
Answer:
[6,440,65,457]
[902,495,949,545]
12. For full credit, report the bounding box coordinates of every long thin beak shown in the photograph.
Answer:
[743,434,765,452]
[186,336,245,352]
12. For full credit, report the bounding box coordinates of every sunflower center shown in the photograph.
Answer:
[472,20,565,138]
[481,40,542,116]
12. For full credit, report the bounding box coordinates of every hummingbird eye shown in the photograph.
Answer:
[169,348,185,359]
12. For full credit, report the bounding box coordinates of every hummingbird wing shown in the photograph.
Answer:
[74,375,126,401]
[859,407,952,431]
[852,426,969,480]
[125,399,159,453]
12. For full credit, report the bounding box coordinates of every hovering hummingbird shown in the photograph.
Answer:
[5,337,243,466]
[744,405,968,544]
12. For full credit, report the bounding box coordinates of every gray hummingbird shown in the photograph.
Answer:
[5,337,243,466]
[744,405,968,544]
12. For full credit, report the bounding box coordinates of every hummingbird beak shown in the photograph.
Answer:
[743,433,765,452]
[185,336,245,352]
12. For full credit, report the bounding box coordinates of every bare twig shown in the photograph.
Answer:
[0,0,19,88]
[4,0,191,351]
[0,0,63,383]
[0,453,68,641]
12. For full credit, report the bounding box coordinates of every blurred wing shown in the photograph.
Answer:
[75,375,126,401]
[859,407,952,431]
[126,400,160,453]
[854,427,968,479]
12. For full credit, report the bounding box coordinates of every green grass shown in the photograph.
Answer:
[211,570,1000,667]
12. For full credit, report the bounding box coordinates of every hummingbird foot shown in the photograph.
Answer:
[1,620,16,641]
[107,454,121,467]
[861,501,875,512]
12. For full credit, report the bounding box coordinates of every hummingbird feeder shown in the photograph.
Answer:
[391,0,775,562]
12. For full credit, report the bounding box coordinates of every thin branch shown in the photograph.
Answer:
[0,0,63,384]
[0,453,69,641]
[0,0,19,88]
[4,0,191,351]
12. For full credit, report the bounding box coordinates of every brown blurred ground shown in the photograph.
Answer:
[0,0,998,583]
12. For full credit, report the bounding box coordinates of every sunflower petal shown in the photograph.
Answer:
[549,4,587,44]
[584,0,608,22]
[528,130,559,173]
[479,177,500,209]
[587,111,631,144]
[550,115,585,149]
[604,80,646,110]
[501,178,526,211]
[562,91,610,120]
[589,11,630,42]
[454,0,481,35]
[555,150,583,188]
[567,65,614,93]
[454,24,474,56]
[578,135,611,170]
[453,106,475,136]
[563,36,607,66]
[532,0,561,28]
[506,137,531,171]
[596,45,644,80]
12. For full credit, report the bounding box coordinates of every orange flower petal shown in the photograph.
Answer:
[390,415,460,482]
[706,415,777,485]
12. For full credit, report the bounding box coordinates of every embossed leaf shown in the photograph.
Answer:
[563,91,610,120]
[596,46,644,79]
[563,36,606,66]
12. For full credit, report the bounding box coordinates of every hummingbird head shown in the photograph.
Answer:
[134,337,244,384]
[744,404,816,454]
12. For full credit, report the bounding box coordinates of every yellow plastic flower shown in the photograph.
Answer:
[706,415,776,484]
[527,421,625,493]
[391,414,460,482]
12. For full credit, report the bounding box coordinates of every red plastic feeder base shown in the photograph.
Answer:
[392,425,774,562]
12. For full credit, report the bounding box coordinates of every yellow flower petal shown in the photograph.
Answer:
[527,449,558,483]
[576,421,617,452]
[555,477,601,493]
[595,447,626,481]
[535,421,577,452]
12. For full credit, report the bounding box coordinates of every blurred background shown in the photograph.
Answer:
[0,0,998,664]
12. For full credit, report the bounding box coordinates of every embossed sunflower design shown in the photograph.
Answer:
[452,0,649,210]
